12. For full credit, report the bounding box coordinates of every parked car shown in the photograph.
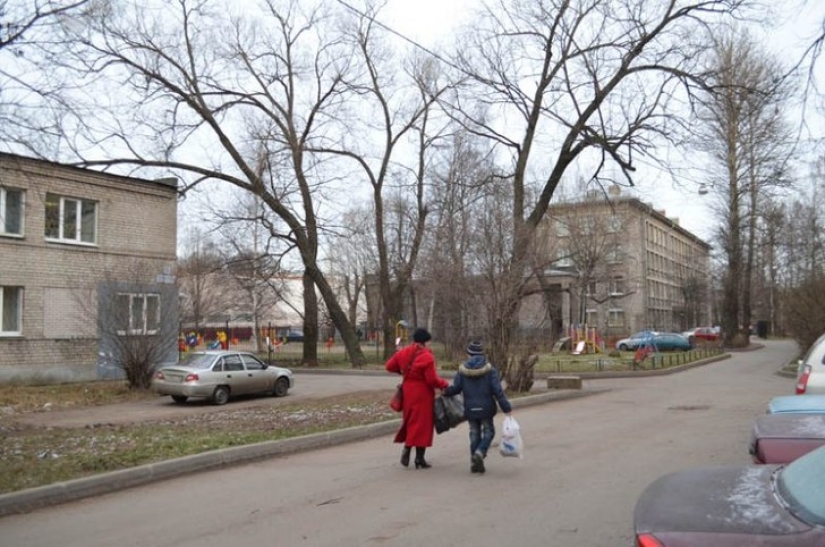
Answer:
[282,329,304,343]
[748,413,825,464]
[634,444,825,546]
[649,333,694,352]
[617,331,692,352]
[766,394,825,415]
[796,333,825,394]
[152,350,294,405]
[616,331,658,351]
[681,326,719,345]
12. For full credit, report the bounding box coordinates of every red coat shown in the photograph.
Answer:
[385,343,449,447]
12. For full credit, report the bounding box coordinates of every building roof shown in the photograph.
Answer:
[0,151,179,192]
[547,194,712,251]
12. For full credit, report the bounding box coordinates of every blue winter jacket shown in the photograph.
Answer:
[443,355,512,420]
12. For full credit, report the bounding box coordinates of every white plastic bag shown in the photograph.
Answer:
[499,416,523,458]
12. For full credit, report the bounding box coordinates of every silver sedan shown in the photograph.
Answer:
[152,350,294,405]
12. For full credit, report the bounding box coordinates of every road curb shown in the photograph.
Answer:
[0,388,595,517]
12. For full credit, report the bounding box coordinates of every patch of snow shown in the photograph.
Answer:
[788,416,825,437]
[724,468,796,533]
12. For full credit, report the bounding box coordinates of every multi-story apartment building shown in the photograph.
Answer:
[524,187,712,341]
[0,153,179,381]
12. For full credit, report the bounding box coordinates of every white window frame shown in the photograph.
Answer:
[116,293,160,336]
[610,277,625,295]
[0,187,24,237]
[0,286,23,335]
[45,193,97,245]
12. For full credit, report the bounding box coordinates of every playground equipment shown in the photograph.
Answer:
[633,331,659,364]
[395,320,409,347]
[567,324,603,354]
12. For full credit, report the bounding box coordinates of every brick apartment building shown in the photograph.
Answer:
[523,187,713,341]
[0,153,179,381]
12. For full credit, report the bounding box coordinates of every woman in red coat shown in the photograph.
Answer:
[385,328,449,469]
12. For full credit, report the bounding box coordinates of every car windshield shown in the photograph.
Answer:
[801,333,825,366]
[177,353,218,370]
[776,446,825,526]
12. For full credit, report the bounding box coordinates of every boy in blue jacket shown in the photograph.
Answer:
[443,340,512,474]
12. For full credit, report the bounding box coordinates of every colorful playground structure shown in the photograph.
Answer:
[566,324,604,354]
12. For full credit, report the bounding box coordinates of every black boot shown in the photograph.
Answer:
[414,447,431,469]
[400,446,411,467]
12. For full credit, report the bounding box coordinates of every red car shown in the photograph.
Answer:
[634,445,825,546]
[681,326,719,345]
[749,413,825,464]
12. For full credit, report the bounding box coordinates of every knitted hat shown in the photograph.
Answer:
[466,340,484,355]
[412,328,432,344]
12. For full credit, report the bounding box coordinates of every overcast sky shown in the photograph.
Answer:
[377,0,825,242]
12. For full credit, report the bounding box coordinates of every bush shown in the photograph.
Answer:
[783,276,825,356]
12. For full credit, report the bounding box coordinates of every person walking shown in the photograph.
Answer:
[443,340,512,474]
[385,327,449,469]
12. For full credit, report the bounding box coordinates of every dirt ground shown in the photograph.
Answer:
[1,373,400,430]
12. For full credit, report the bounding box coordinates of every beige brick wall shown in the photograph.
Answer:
[0,154,178,382]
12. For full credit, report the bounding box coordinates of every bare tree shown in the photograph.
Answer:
[696,30,795,346]
[214,191,289,353]
[0,0,90,151]
[415,130,498,359]
[76,260,179,390]
[309,11,450,359]
[439,0,751,378]
[177,230,225,332]
[324,207,374,337]
[29,0,368,365]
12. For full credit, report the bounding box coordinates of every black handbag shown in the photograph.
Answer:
[434,394,465,434]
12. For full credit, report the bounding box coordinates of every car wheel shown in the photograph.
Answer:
[619,344,629,351]
[212,386,230,405]
[273,377,290,397]
[171,395,188,404]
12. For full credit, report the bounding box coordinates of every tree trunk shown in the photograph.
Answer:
[302,272,319,367]
[305,264,366,367]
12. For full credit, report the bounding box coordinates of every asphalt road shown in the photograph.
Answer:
[0,339,798,547]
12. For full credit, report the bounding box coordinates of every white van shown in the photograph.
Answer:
[796,333,825,394]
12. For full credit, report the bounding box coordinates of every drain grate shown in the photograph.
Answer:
[667,404,711,411]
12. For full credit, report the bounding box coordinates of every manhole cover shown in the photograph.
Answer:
[667,405,711,411]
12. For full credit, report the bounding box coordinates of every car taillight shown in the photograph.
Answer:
[184,373,199,382]
[796,365,812,394]
[154,371,165,380]
[636,534,664,547]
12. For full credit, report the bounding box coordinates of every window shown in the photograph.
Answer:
[45,193,97,244]
[607,215,622,233]
[606,246,623,263]
[242,354,266,370]
[608,309,625,328]
[610,277,625,295]
[116,293,160,335]
[555,251,574,268]
[0,187,23,236]
[555,220,569,237]
[1,286,22,335]
[585,309,598,326]
[222,354,244,371]
[586,280,597,295]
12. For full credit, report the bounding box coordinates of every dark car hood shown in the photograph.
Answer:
[634,465,809,536]
[753,414,825,439]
